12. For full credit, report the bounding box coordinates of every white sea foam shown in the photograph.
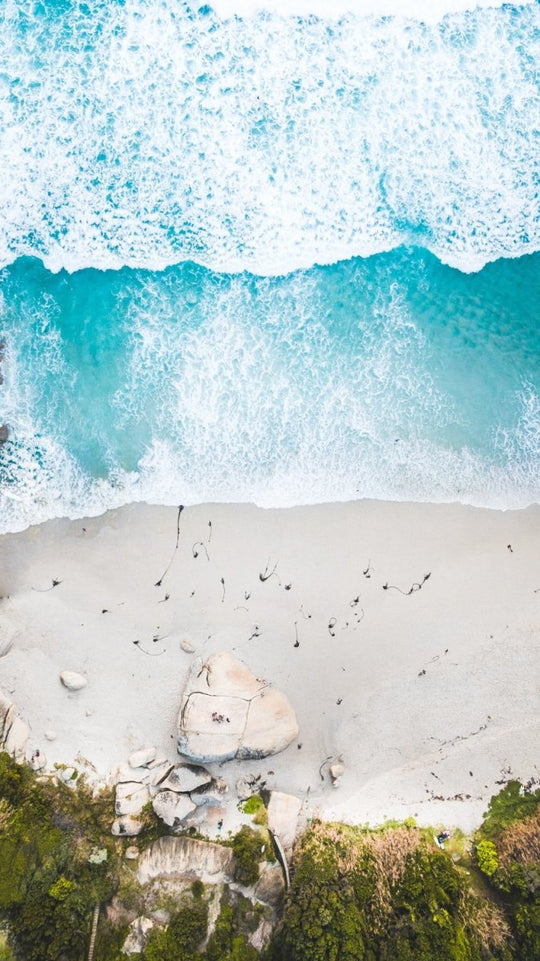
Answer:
[210,0,535,24]
[0,1,538,275]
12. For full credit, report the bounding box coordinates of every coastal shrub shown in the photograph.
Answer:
[268,821,498,961]
[476,840,499,876]
[232,825,265,886]
[476,782,540,960]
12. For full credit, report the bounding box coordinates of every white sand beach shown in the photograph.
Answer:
[0,499,539,833]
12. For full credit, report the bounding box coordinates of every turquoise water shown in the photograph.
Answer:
[0,1,539,531]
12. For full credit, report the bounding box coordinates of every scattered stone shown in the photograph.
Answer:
[123,916,155,954]
[60,671,87,691]
[329,762,345,785]
[159,762,212,794]
[111,816,143,837]
[44,730,57,741]
[267,791,302,854]
[152,791,196,828]
[128,746,156,768]
[137,836,234,885]
[180,638,196,653]
[61,767,77,782]
[177,652,298,763]
[125,846,140,860]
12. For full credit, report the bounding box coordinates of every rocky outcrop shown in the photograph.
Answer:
[111,749,223,834]
[177,652,298,763]
[137,836,235,886]
[0,689,29,761]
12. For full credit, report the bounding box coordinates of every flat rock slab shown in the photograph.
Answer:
[177,652,298,763]
[137,836,235,886]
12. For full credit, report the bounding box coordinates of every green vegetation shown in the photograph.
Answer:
[268,820,514,961]
[0,751,122,961]
[1,749,539,961]
[231,825,269,886]
[142,901,209,961]
[474,780,540,959]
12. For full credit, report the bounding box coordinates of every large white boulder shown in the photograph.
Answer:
[177,652,298,763]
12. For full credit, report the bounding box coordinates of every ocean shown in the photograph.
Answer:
[0,0,538,532]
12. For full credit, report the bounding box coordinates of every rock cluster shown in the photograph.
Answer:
[177,652,298,763]
[112,746,227,836]
[0,689,29,762]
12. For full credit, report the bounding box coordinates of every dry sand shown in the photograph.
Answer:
[0,499,539,833]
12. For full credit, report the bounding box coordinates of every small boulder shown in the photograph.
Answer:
[152,791,196,828]
[44,730,57,741]
[0,424,9,444]
[60,671,87,691]
[159,763,212,794]
[125,846,140,860]
[180,639,196,653]
[329,762,345,785]
[112,817,143,837]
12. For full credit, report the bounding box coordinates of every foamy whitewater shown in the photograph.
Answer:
[0,0,539,531]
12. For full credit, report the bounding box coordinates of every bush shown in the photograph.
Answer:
[476,840,499,877]
[232,826,265,887]
[143,902,209,961]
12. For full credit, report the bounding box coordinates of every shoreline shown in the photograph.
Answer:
[1,498,539,833]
